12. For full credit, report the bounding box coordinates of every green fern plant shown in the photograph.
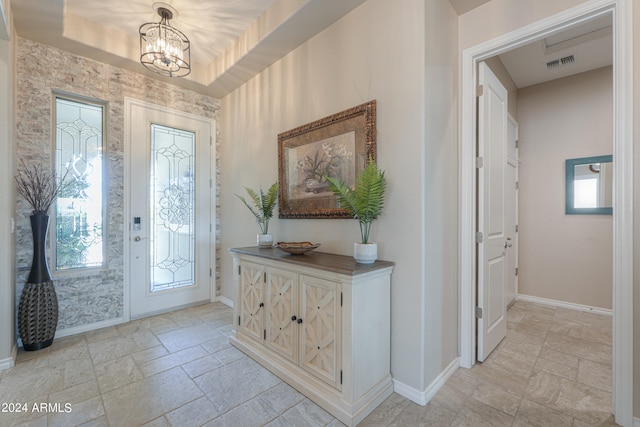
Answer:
[326,159,386,244]
[236,182,278,234]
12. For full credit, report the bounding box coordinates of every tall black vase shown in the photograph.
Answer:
[18,214,59,351]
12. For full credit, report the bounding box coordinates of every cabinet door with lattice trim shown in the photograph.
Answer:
[299,274,342,390]
[239,261,264,343]
[265,267,298,362]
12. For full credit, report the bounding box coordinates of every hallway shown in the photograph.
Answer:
[364,300,616,426]
[0,300,617,426]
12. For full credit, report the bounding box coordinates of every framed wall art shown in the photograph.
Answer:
[278,100,377,219]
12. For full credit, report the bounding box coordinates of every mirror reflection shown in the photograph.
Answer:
[565,155,613,215]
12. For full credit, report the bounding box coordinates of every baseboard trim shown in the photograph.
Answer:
[517,294,612,316]
[0,343,17,370]
[634,416,640,427]
[216,295,233,308]
[392,357,459,406]
[27,298,230,346]
[56,317,126,338]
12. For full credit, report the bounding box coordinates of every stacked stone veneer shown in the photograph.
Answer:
[16,37,221,331]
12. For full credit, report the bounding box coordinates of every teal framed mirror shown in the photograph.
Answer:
[565,155,613,215]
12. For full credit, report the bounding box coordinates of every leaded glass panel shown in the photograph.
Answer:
[150,124,196,292]
[55,97,104,270]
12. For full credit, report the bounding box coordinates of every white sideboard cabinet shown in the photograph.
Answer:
[230,247,394,426]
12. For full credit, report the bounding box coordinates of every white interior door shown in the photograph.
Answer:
[126,99,214,318]
[477,62,508,362]
[505,115,519,307]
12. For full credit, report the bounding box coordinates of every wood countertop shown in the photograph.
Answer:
[229,246,394,276]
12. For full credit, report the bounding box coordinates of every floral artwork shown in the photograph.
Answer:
[278,100,377,219]
[288,132,355,200]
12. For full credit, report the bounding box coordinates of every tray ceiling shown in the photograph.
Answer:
[12,0,366,98]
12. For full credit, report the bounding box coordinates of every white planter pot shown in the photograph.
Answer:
[354,242,377,264]
[257,234,273,248]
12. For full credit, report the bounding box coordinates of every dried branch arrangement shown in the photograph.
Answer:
[15,160,72,215]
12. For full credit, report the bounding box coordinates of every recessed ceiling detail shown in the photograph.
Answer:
[12,0,367,98]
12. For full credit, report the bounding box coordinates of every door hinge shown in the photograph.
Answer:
[477,85,484,97]
[515,224,519,233]
[515,139,519,148]
[238,316,241,326]
[515,267,519,277]
[515,181,519,190]
[209,268,212,277]
[264,272,267,282]
[476,157,484,169]
[475,307,483,319]
[340,370,343,385]
[264,329,266,340]
[238,265,241,275]
[340,292,343,307]
[475,231,484,244]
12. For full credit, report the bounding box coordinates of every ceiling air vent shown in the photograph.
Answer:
[546,54,576,70]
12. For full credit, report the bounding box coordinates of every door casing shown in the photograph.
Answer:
[458,1,633,425]
[123,97,217,320]
[505,114,519,307]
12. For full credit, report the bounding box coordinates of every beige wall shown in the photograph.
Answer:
[0,1,15,366]
[424,0,460,388]
[459,0,588,50]
[517,67,613,309]
[633,1,640,418]
[221,0,459,395]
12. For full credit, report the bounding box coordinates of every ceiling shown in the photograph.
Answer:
[448,0,490,15]
[66,0,279,66]
[11,0,367,98]
[10,1,612,97]
[498,13,613,88]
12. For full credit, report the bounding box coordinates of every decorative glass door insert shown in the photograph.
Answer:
[54,96,105,270]
[149,124,196,292]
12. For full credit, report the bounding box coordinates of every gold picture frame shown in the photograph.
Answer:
[278,100,377,219]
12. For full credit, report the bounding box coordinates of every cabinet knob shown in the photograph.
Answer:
[259,302,264,308]
[291,315,297,321]
[297,318,303,324]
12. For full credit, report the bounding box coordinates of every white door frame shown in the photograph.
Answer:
[123,97,217,320]
[506,113,519,306]
[458,1,633,425]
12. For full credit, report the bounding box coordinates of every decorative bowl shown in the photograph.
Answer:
[276,242,321,255]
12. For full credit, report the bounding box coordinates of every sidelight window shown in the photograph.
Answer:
[53,94,106,270]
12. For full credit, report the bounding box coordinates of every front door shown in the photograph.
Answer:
[477,62,509,362]
[126,99,214,318]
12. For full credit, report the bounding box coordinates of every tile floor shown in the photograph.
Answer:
[0,300,618,426]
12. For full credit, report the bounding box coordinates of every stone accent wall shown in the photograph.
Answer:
[15,37,221,331]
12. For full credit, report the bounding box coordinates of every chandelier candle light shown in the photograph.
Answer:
[139,4,191,77]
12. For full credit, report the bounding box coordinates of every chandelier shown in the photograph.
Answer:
[139,5,191,78]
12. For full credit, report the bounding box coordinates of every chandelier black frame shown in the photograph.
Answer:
[139,7,191,78]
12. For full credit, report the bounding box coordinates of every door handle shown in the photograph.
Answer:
[504,237,513,248]
[133,236,147,242]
